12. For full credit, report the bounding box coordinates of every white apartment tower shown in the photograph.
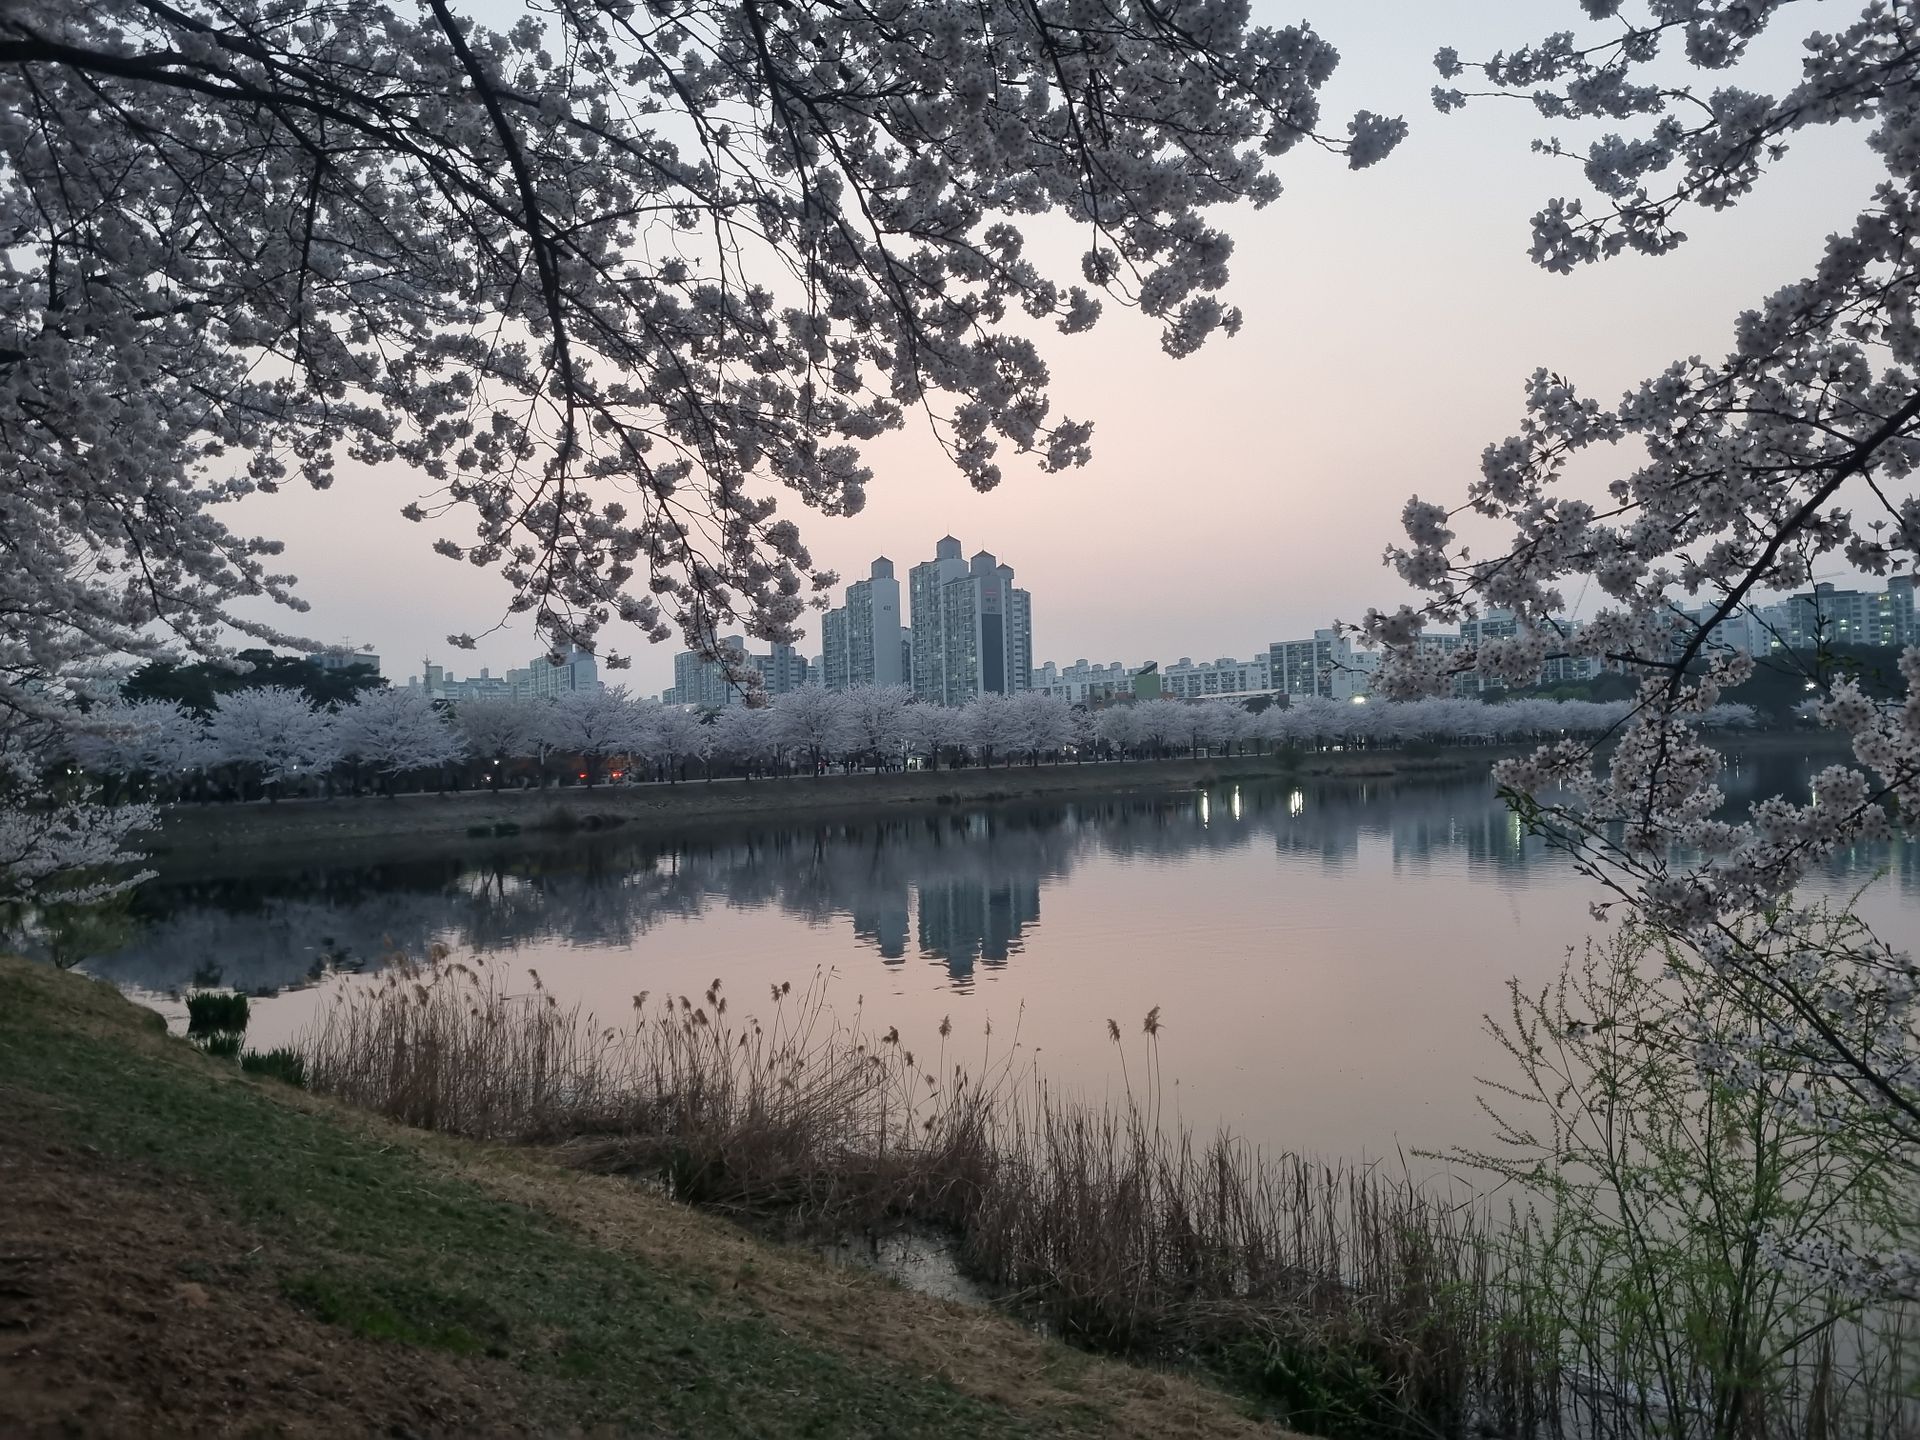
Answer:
[820,557,906,692]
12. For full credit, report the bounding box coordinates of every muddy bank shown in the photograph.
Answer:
[148,748,1500,870]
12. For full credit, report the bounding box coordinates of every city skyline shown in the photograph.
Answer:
[368,567,1917,710]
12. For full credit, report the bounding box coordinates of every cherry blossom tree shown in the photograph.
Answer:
[710,704,777,777]
[899,702,956,772]
[958,692,1021,767]
[1069,704,1098,761]
[453,697,545,790]
[0,0,1401,672]
[0,0,1403,894]
[651,704,710,782]
[1093,703,1144,759]
[1133,698,1187,757]
[204,686,337,799]
[0,711,155,910]
[543,687,646,785]
[1371,2,1920,1294]
[769,685,855,773]
[334,688,467,793]
[67,698,205,801]
[1010,690,1075,765]
[841,684,912,772]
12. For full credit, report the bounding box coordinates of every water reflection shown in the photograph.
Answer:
[82,749,1913,1002]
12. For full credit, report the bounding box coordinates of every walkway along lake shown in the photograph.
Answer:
[82,744,1917,1165]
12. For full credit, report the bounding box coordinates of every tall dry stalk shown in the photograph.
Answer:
[301,953,1913,1439]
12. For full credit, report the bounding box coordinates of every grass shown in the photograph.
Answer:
[301,956,1538,1434]
[300,952,1920,1439]
[239,1044,307,1086]
[0,955,1281,1438]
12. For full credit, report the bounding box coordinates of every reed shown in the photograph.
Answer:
[185,988,250,1036]
[300,952,1915,1438]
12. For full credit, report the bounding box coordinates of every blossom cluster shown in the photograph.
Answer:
[0,0,1400,681]
[1378,1,1920,1284]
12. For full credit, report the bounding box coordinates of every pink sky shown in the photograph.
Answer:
[231,3,1887,695]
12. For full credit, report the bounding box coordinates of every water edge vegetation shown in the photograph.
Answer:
[294,935,1919,1439]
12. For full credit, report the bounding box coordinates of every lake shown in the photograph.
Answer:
[83,744,1917,1164]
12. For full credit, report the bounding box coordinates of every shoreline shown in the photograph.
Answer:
[147,747,1505,866]
[143,730,1851,874]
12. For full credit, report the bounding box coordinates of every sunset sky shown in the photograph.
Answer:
[233,1,1887,695]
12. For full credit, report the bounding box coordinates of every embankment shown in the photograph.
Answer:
[150,747,1501,865]
[0,956,1291,1439]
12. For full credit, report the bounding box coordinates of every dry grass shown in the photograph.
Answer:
[301,952,1542,1433]
[300,954,1915,1439]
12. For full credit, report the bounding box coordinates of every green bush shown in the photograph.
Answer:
[241,1046,308,1088]
[197,1031,243,1060]
[185,990,250,1036]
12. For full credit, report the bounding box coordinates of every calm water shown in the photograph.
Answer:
[84,747,1917,1163]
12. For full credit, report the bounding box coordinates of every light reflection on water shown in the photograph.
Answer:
[82,748,1916,1163]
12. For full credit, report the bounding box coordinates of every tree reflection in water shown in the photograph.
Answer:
[79,753,1913,1001]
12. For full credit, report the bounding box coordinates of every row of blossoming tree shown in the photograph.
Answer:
[62,685,1758,802]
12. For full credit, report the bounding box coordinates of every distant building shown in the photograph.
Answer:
[443,669,513,702]
[1161,654,1272,701]
[1268,630,1352,700]
[410,653,572,702]
[906,537,1032,705]
[820,609,850,692]
[1774,578,1916,650]
[309,649,381,677]
[753,643,810,696]
[667,638,808,706]
[670,636,750,709]
[1030,659,1135,704]
[511,646,600,700]
[843,558,905,689]
[908,537,969,703]
[818,557,906,692]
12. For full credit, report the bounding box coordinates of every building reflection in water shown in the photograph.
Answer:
[73,747,1915,1000]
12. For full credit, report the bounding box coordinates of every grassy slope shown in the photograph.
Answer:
[0,958,1283,1438]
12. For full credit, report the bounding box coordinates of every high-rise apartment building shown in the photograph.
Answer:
[666,640,809,705]
[504,646,600,700]
[821,558,906,692]
[1030,659,1135,704]
[668,636,749,708]
[1268,630,1351,700]
[1161,654,1272,700]
[845,558,905,688]
[820,609,850,692]
[909,536,969,703]
[908,538,1032,705]
[753,643,810,695]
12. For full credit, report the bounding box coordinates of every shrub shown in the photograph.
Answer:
[185,989,249,1036]
[197,1031,242,1060]
[241,1046,307,1088]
